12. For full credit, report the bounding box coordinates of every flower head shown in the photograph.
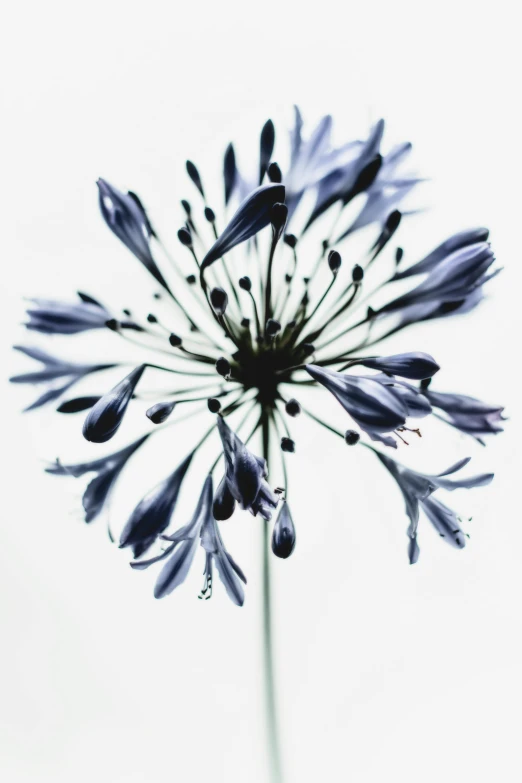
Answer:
[12,108,503,604]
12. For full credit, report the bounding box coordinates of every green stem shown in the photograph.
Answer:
[261,412,283,783]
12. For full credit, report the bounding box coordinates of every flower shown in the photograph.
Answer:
[375,451,493,562]
[131,475,246,605]
[24,293,113,334]
[10,345,115,411]
[12,108,503,605]
[420,381,505,444]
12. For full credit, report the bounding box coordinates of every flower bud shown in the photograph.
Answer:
[207,398,221,413]
[169,333,182,347]
[352,264,364,283]
[177,227,192,247]
[268,162,282,183]
[146,401,176,424]
[285,398,301,417]
[328,249,342,274]
[281,437,295,453]
[271,503,296,559]
[210,287,228,316]
[215,357,231,377]
[266,319,281,337]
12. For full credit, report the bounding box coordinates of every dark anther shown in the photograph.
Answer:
[367,306,376,319]
[210,287,228,316]
[303,276,310,284]
[207,398,221,413]
[239,276,252,292]
[285,273,292,284]
[181,199,192,217]
[302,343,315,356]
[105,318,120,331]
[204,206,216,223]
[186,274,196,284]
[322,239,329,252]
[352,264,364,283]
[285,399,301,417]
[328,250,342,274]
[177,227,192,247]
[153,293,161,300]
[268,162,282,183]
[287,320,297,328]
[344,430,360,445]
[420,378,432,390]
[271,202,288,238]
[241,317,251,328]
[284,233,297,249]
[395,247,404,264]
[281,437,295,453]
[215,357,231,377]
[122,308,132,316]
[266,319,281,337]
[186,160,205,199]
[169,333,183,347]
[147,313,158,323]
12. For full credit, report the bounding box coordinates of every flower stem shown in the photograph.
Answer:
[261,412,283,783]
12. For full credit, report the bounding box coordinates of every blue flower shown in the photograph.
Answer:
[132,475,247,605]
[46,434,149,523]
[306,365,431,447]
[375,451,493,562]
[119,452,193,557]
[97,178,171,292]
[378,241,497,326]
[217,416,279,520]
[13,108,504,611]
[10,345,115,411]
[24,294,112,334]
[422,384,505,444]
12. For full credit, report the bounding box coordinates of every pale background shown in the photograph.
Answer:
[1,2,521,782]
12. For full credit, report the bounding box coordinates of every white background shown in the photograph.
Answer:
[1,2,521,782]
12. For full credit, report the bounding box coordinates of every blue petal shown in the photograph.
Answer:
[201,184,285,271]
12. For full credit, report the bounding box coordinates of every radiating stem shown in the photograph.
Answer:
[261,412,283,783]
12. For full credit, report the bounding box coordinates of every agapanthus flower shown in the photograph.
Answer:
[11,107,503,613]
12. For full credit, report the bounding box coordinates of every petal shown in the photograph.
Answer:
[360,352,440,380]
[154,539,199,598]
[201,184,285,271]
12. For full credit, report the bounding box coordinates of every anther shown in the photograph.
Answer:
[207,398,221,413]
[105,318,120,331]
[186,274,196,285]
[395,247,404,264]
[284,234,297,249]
[122,308,132,316]
[153,293,162,300]
[281,437,295,453]
[271,202,288,239]
[302,343,315,356]
[147,313,158,323]
[239,276,252,292]
[241,317,251,328]
[285,273,292,284]
[204,206,216,223]
[285,399,301,417]
[344,430,360,445]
